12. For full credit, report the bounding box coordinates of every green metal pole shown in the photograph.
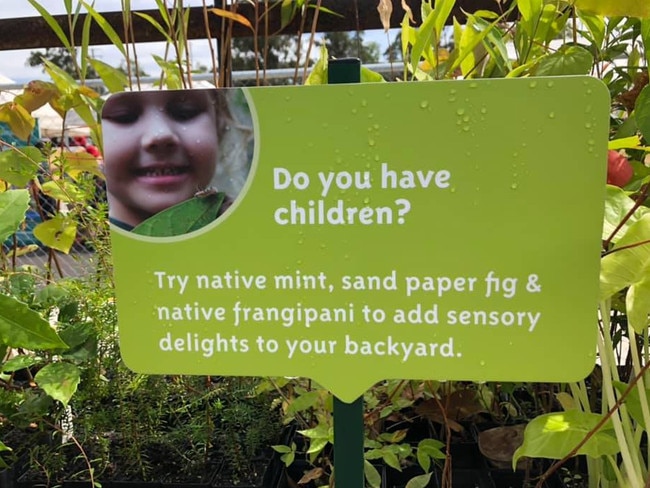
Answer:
[328,57,364,488]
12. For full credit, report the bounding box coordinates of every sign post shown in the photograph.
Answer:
[328,57,365,488]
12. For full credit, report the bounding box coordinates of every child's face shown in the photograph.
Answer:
[102,90,219,227]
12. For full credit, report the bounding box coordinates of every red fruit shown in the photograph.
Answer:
[607,150,633,187]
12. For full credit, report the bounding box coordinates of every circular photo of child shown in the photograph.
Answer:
[101,88,253,237]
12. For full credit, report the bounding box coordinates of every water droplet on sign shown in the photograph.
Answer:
[420,100,429,109]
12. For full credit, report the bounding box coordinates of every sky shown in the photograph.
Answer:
[0,1,392,85]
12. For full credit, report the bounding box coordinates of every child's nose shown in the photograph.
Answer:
[141,115,180,151]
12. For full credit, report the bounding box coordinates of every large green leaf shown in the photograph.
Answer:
[0,147,41,187]
[0,294,68,350]
[600,214,650,332]
[34,362,80,406]
[512,411,619,469]
[132,192,226,237]
[0,189,30,243]
[602,185,649,242]
[33,214,77,253]
[535,45,594,76]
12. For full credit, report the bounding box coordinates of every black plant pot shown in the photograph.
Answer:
[0,468,16,488]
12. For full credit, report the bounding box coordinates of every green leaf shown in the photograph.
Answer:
[81,1,127,56]
[602,185,649,242]
[280,0,296,30]
[41,180,85,203]
[416,438,446,472]
[0,189,30,243]
[406,472,433,488]
[0,147,41,187]
[286,389,322,416]
[2,354,42,373]
[33,214,77,253]
[642,20,650,69]
[34,362,80,406]
[77,9,90,80]
[381,448,401,471]
[132,192,226,237]
[298,423,331,440]
[34,283,69,307]
[579,11,606,49]
[535,45,594,76]
[626,278,650,333]
[360,66,385,83]
[517,0,543,24]
[134,12,173,44]
[0,294,68,350]
[305,45,328,86]
[410,1,451,76]
[512,411,619,469]
[306,437,329,454]
[600,215,650,331]
[0,439,12,468]
[364,460,382,488]
[613,381,650,431]
[271,444,293,454]
[635,85,650,143]
[89,58,129,94]
[59,323,97,362]
[27,0,73,51]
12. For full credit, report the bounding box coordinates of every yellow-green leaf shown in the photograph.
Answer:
[512,411,619,470]
[305,45,328,86]
[15,81,59,112]
[575,0,650,18]
[33,214,77,253]
[0,103,35,141]
[601,214,650,298]
[63,150,104,180]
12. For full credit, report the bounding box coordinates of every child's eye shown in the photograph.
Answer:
[103,107,141,124]
[168,104,204,121]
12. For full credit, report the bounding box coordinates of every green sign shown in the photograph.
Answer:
[107,77,608,403]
